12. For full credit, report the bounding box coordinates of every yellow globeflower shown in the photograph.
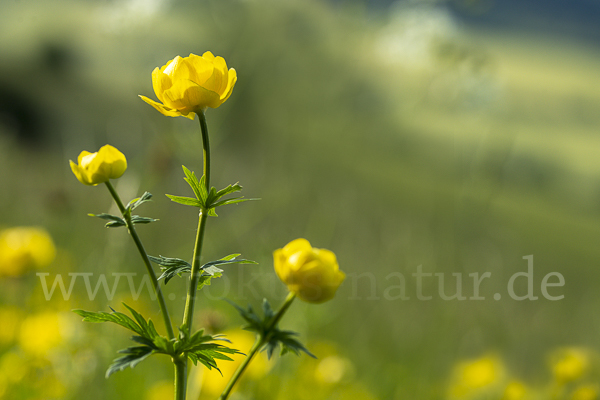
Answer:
[69,144,127,186]
[273,238,345,304]
[0,227,56,277]
[139,52,237,119]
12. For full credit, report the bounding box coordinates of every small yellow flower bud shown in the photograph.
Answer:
[139,52,237,119]
[69,144,127,186]
[273,238,345,304]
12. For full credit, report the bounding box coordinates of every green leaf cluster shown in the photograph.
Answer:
[150,254,256,288]
[166,166,257,216]
[89,192,158,228]
[73,304,241,377]
[229,299,315,359]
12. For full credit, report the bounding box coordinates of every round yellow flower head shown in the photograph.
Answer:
[139,52,237,119]
[274,238,345,303]
[69,144,127,186]
[0,227,56,277]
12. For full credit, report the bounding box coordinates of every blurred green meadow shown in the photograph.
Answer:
[1,0,600,399]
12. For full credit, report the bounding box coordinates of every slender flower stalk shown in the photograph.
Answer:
[173,355,187,400]
[182,110,211,331]
[218,292,297,400]
[176,109,212,400]
[104,181,175,340]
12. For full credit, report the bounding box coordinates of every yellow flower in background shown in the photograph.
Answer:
[18,312,70,357]
[198,330,271,398]
[449,355,505,399]
[571,384,599,400]
[0,227,56,277]
[503,380,528,400]
[146,380,174,400]
[69,144,127,186]
[0,351,29,384]
[273,238,345,303]
[552,348,589,383]
[316,355,352,384]
[140,52,237,119]
[0,307,22,344]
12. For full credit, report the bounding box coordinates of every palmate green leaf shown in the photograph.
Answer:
[197,266,223,290]
[131,215,158,225]
[199,181,259,217]
[88,213,126,228]
[122,303,160,340]
[196,254,257,290]
[266,330,316,360]
[76,305,242,378]
[73,304,159,340]
[73,307,144,337]
[105,220,127,228]
[165,194,203,207]
[151,254,255,285]
[182,166,207,204]
[261,298,274,321]
[203,254,258,269]
[176,326,242,373]
[228,299,314,360]
[206,197,258,217]
[106,345,154,378]
[150,255,192,284]
[226,301,264,333]
[125,192,153,212]
[214,182,243,201]
[211,197,254,208]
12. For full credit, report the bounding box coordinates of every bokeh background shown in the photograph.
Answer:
[1,0,600,399]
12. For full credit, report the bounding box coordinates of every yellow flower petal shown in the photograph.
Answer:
[187,53,215,85]
[201,51,215,61]
[151,67,172,104]
[283,238,313,256]
[139,95,187,118]
[220,68,237,102]
[98,145,127,180]
[69,160,90,185]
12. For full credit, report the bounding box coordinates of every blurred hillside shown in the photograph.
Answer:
[1,0,600,399]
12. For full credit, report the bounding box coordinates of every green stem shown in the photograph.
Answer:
[218,292,296,400]
[173,356,187,400]
[182,212,208,331]
[178,110,212,400]
[104,181,175,340]
[199,109,211,190]
[182,110,211,332]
